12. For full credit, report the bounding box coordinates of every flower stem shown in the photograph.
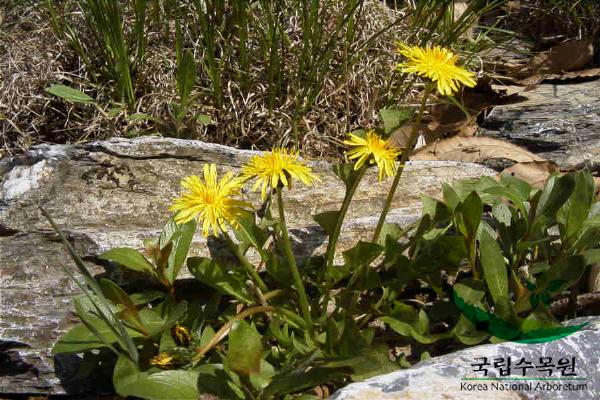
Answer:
[324,165,367,274]
[276,187,313,334]
[320,165,367,321]
[372,83,433,243]
[222,230,268,293]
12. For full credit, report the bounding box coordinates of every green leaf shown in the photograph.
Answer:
[264,252,293,286]
[454,279,485,304]
[559,171,595,240]
[376,223,404,246]
[583,249,600,265]
[196,364,245,400]
[535,173,575,219]
[500,173,532,201]
[249,359,276,391]
[263,368,346,398]
[40,208,138,361]
[422,196,451,223]
[442,183,460,211]
[452,315,489,345]
[536,255,587,294]
[46,84,94,104]
[324,345,400,381]
[196,114,212,124]
[159,218,178,249]
[479,227,509,307]
[453,291,521,341]
[483,185,528,217]
[113,355,145,395]
[187,257,253,303]
[492,202,512,226]
[232,210,267,250]
[379,107,414,135]
[54,298,185,354]
[99,279,148,335]
[99,247,155,276]
[176,50,196,106]
[520,308,558,333]
[166,219,196,282]
[337,318,368,356]
[228,321,263,376]
[333,163,362,189]
[381,302,438,344]
[130,290,165,305]
[451,176,500,201]
[145,300,188,336]
[381,315,438,344]
[342,241,383,272]
[313,211,340,237]
[53,313,145,354]
[117,370,200,400]
[456,191,482,239]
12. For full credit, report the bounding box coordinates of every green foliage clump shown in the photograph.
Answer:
[48,155,600,398]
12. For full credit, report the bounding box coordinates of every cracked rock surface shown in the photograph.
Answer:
[480,80,600,169]
[0,136,495,395]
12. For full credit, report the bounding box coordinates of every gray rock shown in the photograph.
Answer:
[0,136,496,395]
[331,317,600,400]
[480,80,600,169]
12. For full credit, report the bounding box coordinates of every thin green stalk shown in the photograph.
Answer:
[276,187,313,334]
[372,83,433,243]
[222,230,268,293]
[325,165,367,274]
[319,165,366,321]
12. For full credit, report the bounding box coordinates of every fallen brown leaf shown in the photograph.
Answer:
[411,136,545,164]
[529,38,595,74]
[389,78,528,148]
[515,39,597,86]
[500,160,560,188]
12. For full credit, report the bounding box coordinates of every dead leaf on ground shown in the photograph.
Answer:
[515,39,597,85]
[411,136,545,164]
[517,67,600,86]
[500,160,560,188]
[529,38,595,74]
[387,118,478,150]
[389,78,528,148]
[544,67,600,82]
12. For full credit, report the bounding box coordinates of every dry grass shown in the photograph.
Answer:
[0,2,82,156]
[0,1,414,159]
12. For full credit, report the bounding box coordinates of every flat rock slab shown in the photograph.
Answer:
[0,137,495,395]
[332,317,600,400]
[481,80,600,169]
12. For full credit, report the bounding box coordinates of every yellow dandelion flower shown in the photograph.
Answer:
[171,324,191,347]
[241,148,320,200]
[149,352,176,369]
[396,43,476,96]
[169,164,251,237]
[343,130,401,181]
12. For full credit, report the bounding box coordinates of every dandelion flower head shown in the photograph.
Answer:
[241,148,320,200]
[343,130,401,181]
[396,43,476,96]
[169,164,250,237]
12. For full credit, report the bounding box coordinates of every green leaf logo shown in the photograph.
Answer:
[452,290,588,344]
